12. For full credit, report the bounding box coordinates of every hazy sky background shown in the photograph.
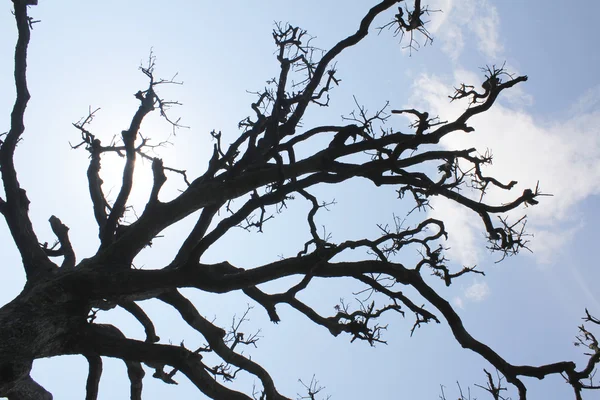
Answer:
[1,1,599,399]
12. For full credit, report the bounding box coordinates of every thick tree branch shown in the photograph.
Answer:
[82,323,256,400]
[147,157,167,207]
[169,203,222,268]
[84,354,102,400]
[0,197,6,215]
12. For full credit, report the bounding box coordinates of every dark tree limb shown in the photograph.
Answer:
[1,0,55,279]
[126,358,144,400]
[84,354,102,400]
[170,203,223,268]
[82,323,257,400]
[71,107,109,236]
[83,325,145,399]
[48,215,76,269]
[158,290,288,400]
[147,157,167,207]
[283,0,402,132]
[5,375,52,400]
[0,197,7,215]
[118,301,160,343]
[99,87,155,249]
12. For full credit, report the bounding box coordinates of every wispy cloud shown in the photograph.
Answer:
[471,5,502,59]
[569,85,600,115]
[464,280,490,302]
[429,197,481,267]
[427,0,503,60]
[453,280,490,309]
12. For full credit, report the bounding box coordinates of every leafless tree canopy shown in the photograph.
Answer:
[1,1,599,399]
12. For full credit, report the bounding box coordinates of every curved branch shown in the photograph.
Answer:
[429,75,528,143]
[118,301,160,343]
[405,268,577,399]
[283,0,401,131]
[0,0,55,279]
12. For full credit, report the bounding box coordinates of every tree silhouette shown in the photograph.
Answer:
[1,1,598,399]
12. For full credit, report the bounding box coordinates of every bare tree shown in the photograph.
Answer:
[0,1,598,399]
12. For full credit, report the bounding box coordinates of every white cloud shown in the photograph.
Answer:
[407,74,600,266]
[531,223,582,264]
[426,0,503,60]
[464,280,490,302]
[429,197,482,267]
[453,281,490,309]
[498,79,534,108]
[425,0,454,34]
[471,5,502,59]
[440,22,464,62]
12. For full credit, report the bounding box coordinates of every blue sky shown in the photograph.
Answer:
[1,1,599,399]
